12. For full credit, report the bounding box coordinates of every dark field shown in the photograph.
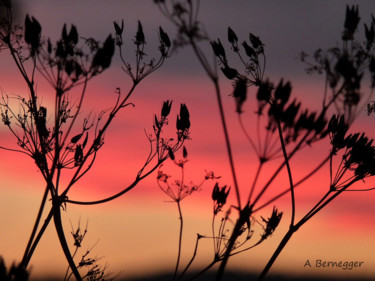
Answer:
[33,271,374,281]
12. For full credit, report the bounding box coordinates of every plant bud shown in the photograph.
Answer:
[210,39,226,58]
[159,27,171,48]
[135,20,145,45]
[228,27,238,44]
[161,100,172,117]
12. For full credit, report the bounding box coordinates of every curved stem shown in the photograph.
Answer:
[53,202,82,281]
[253,154,330,213]
[252,130,311,208]
[67,157,165,205]
[276,119,295,226]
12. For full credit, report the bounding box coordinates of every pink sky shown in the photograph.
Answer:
[1,1,375,280]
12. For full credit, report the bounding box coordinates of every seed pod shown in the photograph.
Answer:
[168,146,175,161]
[210,39,226,58]
[68,25,78,45]
[159,27,171,48]
[114,20,124,36]
[228,27,238,44]
[249,33,262,49]
[71,133,83,144]
[182,146,188,158]
[24,15,42,51]
[135,20,145,45]
[242,41,254,57]
[161,100,172,117]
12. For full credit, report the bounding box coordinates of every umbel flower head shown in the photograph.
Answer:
[328,114,375,182]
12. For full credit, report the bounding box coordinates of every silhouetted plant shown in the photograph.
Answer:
[0,1,187,280]
[157,145,222,281]
[0,257,29,281]
[64,220,113,281]
[2,1,375,280]
[155,1,375,281]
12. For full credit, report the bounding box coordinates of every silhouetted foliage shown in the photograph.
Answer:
[155,1,375,281]
[0,1,184,280]
[1,1,375,281]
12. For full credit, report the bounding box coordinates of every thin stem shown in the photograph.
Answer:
[184,260,216,281]
[238,114,258,155]
[257,227,295,281]
[67,157,165,205]
[53,202,82,281]
[258,177,360,280]
[253,154,330,213]
[298,178,358,225]
[247,161,263,204]
[23,207,54,267]
[252,130,311,208]
[276,119,295,226]
[176,234,202,281]
[214,217,243,281]
[21,185,49,266]
[213,81,242,210]
[189,38,241,209]
[61,83,138,196]
[173,200,183,281]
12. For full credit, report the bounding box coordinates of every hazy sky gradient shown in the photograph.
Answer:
[1,1,375,280]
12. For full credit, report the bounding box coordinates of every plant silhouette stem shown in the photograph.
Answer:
[215,216,244,281]
[252,130,311,207]
[185,260,216,281]
[276,119,295,226]
[253,154,330,213]
[176,234,201,281]
[188,39,242,210]
[53,201,82,281]
[247,161,263,204]
[67,157,166,205]
[213,80,242,210]
[23,207,54,267]
[21,185,49,266]
[258,177,360,280]
[173,200,183,281]
[257,227,295,281]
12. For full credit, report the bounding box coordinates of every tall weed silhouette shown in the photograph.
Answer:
[155,1,375,280]
[0,0,188,280]
[1,1,375,280]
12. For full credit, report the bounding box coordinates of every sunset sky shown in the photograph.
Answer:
[1,1,375,280]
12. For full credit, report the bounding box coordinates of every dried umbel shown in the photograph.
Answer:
[113,19,171,83]
[0,7,182,281]
[329,114,375,186]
